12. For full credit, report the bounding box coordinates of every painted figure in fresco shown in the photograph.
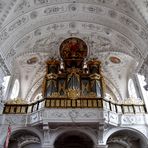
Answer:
[69,38,79,57]
[60,38,87,59]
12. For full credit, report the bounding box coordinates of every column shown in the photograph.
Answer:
[0,101,4,114]
[97,124,104,144]
[95,123,108,148]
[0,84,5,114]
[0,125,8,147]
[136,74,148,112]
[138,64,148,111]
[42,124,54,148]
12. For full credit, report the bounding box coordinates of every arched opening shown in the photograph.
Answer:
[8,130,41,148]
[10,79,20,99]
[128,78,138,99]
[54,131,94,148]
[107,129,148,148]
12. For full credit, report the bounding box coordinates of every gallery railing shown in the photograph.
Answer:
[3,97,147,114]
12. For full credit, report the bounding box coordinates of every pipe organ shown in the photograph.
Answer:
[42,37,105,107]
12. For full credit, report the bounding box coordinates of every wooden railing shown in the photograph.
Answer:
[3,98,147,114]
[103,99,146,114]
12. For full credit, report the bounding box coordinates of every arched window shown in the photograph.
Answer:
[128,79,137,99]
[10,79,20,99]
[137,74,148,98]
[2,76,10,96]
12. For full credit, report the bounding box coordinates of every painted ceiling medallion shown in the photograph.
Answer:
[60,37,88,68]
[27,57,38,64]
[60,37,88,59]
[109,56,121,64]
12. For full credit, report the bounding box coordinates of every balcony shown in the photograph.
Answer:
[1,97,147,127]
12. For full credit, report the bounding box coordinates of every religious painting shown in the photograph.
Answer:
[27,57,38,64]
[60,37,88,59]
[109,56,121,64]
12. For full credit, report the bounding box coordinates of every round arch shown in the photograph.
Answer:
[51,127,97,145]
[104,127,148,147]
[8,126,43,148]
[54,130,94,148]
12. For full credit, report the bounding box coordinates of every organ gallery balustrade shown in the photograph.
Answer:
[3,97,146,114]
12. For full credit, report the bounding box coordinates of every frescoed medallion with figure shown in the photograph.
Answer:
[60,37,88,59]
[60,37,88,68]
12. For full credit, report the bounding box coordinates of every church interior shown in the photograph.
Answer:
[1,0,148,148]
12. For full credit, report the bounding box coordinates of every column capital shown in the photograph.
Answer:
[42,124,53,147]
[96,144,108,148]
[43,124,49,130]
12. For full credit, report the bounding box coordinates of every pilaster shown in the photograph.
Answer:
[97,124,104,144]
[42,124,54,148]
[0,102,4,114]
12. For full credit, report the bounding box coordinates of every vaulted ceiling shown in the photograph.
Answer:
[0,0,148,101]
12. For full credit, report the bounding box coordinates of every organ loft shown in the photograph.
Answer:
[42,37,105,108]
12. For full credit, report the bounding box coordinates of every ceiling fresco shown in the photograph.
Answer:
[0,0,148,101]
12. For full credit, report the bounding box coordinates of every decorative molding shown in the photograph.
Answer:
[17,135,40,148]
[0,2,147,46]
[0,0,17,28]
[131,0,148,25]
[4,115,27,125]
[29,109,103,124]
[104,111,119,125]
[14,0,30,13]
[8,15,29,32]
[139,62,148,85]
[121,114,145,125]
[0,54,10,75]
[6,98,28,104]
[2,109,148,127]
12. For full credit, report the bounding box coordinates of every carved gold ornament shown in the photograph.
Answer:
[118,98,144,105]
[66,88,80,99]
[89,74,101,80]
[50,92,60,97]
[46,59,60,65]
[46,73,58,80]
[6,98,28,104]
[101,76,106,95]
[88,92,96,98]
[67,68,80,74]
[87,59,101,66]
